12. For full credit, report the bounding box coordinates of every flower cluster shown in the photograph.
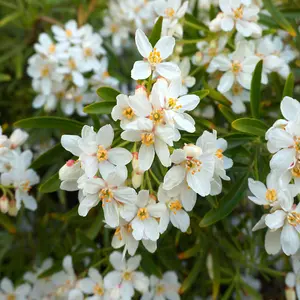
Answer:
[59,28,232,257]
[0,252,181,300]
[27,20,118,116]
[0,126,39,215]
[249,96,300,256]
[191,0,298,114]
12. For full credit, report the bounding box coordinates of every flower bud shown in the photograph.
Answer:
[135,85,147,96]
[9,129,29,149]
[132,171,143,189]
[183,144,202,158]
[8,200,18,217]
[59,160,82,181]
[0,196,9,213]
[285,288,296,300]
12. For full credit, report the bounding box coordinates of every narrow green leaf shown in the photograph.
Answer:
[85,211,103,240]
[39,173,60,194]
[14,117,83,134]
[76,229,96,248]
[262,0,297,36]
[0,214,16,234]
[250,60,263,119]
[218,104,236,123]
[199,173,248,227]
[30,144,65,169]
[0,73,11,82]
[231,118,268,137]
[0,11,22,27]
[191,89,209,100]
[149,16,163,47]
[203,81,232,106]
[184,13,209,32]
[84,101,115,114]
[282,72,294,98]
[224,133,256,150]
[96,86,120,102]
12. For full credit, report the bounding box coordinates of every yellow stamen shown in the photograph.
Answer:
[156,284,165,295]
[215,149,223,159]
[114,227,123,240]
[185,158,202,175]
[169,200,182,215]
[74,95,83,103]
[7,294,16,300]
[168,98,182,110]
[96,145,108,162]
[99,188,113,204]
[141,133,154,146]
[68,59,77,70]
[122,271,132,281]
[103,71,110,78]
[41,66,50,77]
[48,44,56,54]
[137,207,149,220]
[232,83,243,96]
[21,180,31,193]
[231,61,242,74]
[122,107,135,120]
[148,48,162,65]
[165,7,175,17]
[149,109,164,124]
[292,162,300,177]
[84,47,93,57]
[233,6,244,19]
[65,29,72,37]
[265,189,277,202]
[111,24,118,33]
[287,211,300,226]
[93,284,104,296]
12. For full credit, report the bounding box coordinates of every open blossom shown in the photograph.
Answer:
[141,271,180,300]
[122,190,166,241]
[163,143,215,197]
[78,168,137,227]
[61,125,132,178]
[0,277,31,300]
[209,41,260,94]
[52,20,84,45]
[104,251,149,299]
[157,184,190,232]
[131,29,180,80]
[209,0,262,38]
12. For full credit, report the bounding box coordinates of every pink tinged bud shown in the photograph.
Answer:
[8,200,18,217]
[285,288,296,300]
[183,144,202,158]
[0,196,9,214]
[135,85,147,96]
[132,171,143,189]
[66,160,75,167]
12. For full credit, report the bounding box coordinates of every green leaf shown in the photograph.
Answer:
[0,73,11,82]
[224,133,256,150]
[30,144,65,169]
[149,16,163,47]
[218,104,236,123]
[14,117,84,134]
[39,172,60,194]
[184,13,209,32]
[250,60,263,119]
[282,72,294,98]
[84,101,115,114]
[191,89,209,100]
[231,118,268,137]
[262,0,297,37]
[76,229,96,248]
[199,173,248,227]
[203,81,231,106]
[85,211,103,240]
[0,11,22,27]
[96,86,120,102]
[0,214,16,234]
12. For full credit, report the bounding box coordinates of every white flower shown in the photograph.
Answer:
[163,144,215,197]
[0,150,39,211]
[209,0,262,38]
[157,184,190,232]
[178,57,196,95]
[131,29,180,80]
[0,278,31,300]
[264,190,300,256]
[78,168,137,227]
[209,41,260,93]
[61,125,132,178]
[8,128,28,149]
[196,130,233,195]
[141,271,180,300]
[104,251,149,299]
[52,20,84,45]
[123,190,166,241]
[78,268,108,299]
[154,0,188,20]
[59,160,84,191]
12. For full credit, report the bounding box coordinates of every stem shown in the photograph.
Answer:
[145,171,153,194]
[149,169,161,186]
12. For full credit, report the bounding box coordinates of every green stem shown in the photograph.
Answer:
[149,169,161,186]
[145,171,153,194]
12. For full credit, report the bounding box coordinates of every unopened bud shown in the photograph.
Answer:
[206,253,214,280]
[59,160,81,181]
[285,288,296,300]
[0,196,9,213]
[135,85,147,96]
[183,144,202,158]
[9,129,29,149]
[8,200,18,217]
[132,171,143,189]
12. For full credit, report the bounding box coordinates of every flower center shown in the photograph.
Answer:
[287,211,300,226]
[148,48,162,65]
[156,284,165,295]
[114,227,122,240]
[141,133,155,146]
[103,71,110,78]
[68,59,77,70]
[231,61,242,74]
[122,271,132,281]
[96,145,108,162]
[233,6,244,19]
[84,47,93,57]
[292,162,300,177]
[215,149,223,159]
[185,158,202,175]
[195,51,203,63]
[99,188,113,204]
[294,137,300,152]
[122,107,135,120]
[48,44,56,54]
[169,200,182,214]
[74,95,83,103]
[111,24,119,33]
[7,294,16,300]
[41,66,50,77]
[232,83,243,96]
[208,46,217,57]
[21,180,31,193]
[137,207,149,220]
[150,109,164,124]
[65,29,72,37]
[168,98,182,110]
[165,7,175,17]
[93,284,104,296]
[265,189,277,202]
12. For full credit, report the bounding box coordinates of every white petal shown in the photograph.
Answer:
[163,165,185,190]
[265,229,281,255]
[154,36,175,60]
[135,29,152,58]
[131,61,151,80]
[281,224,300,256]
[96,124,114,148]
[139,144,155,171]
[61,135,81,156]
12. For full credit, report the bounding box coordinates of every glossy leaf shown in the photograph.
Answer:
[203,81,231,106]
[262,0,297,36]
[39,172,60,194]
[250,60,263,119]
[184,13,209,32]
[149,16,163,46]
[191,89,209,100]
[84,101,115,114]
[218,104,236,123]
[282,72,294,98]
[14,117,83,134]
[199,173,248,227]
[96,86,120,102]
[231,118,268,137]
